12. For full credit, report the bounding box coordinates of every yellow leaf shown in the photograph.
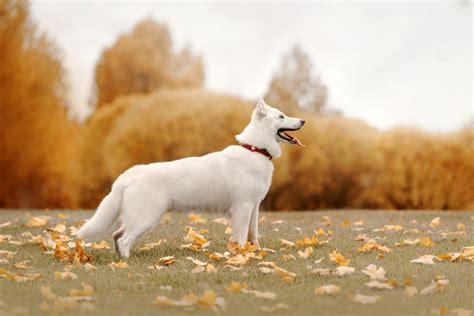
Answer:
[314,284,341,295]
[297,247,314,259]
[109,261,128,270]
[340,219,351,228]
[54,271,78,280]
[188,213,207,224]
[225,281,248,293]
[91,240,110,250]
[197,290,217,308]
[420,237,434,247]
[329,249,350,266]
[206,264,217,273]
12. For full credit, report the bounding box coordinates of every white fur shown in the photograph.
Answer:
[77,97,304,257]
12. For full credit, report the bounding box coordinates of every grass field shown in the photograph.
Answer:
[0,209,473,316]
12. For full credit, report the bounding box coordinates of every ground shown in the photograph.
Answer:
[0,210,473,316]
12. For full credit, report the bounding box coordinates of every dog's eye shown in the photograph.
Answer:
[279,115,284,119]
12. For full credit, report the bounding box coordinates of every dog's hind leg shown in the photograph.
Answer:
[247,203,260,247]
[113,227,124,255]
[229,202,254,247]
[117,187,167,258]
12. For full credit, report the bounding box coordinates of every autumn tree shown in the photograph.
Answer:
[92,18,204,108]
[265,45,328,114]
[0,0,80,208]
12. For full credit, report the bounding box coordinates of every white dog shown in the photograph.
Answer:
[77,97,305,257]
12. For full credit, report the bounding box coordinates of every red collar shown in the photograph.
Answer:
[239,143,272,160]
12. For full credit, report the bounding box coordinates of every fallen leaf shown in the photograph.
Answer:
[362,264,387,280]
[188,213,207,224]
[353,294,382,305]
[83,263,97,272]
[365,281,393,290]
[420,237,435,247]
[279,239,295,248]
[54,271,78,280]
[314,284,341,295]
[411,255,439,265]
[27,216,48,227]
[158,256,176,266]
[298,247,314,259]
[241,289,276,300]
[91,240,110,250]
[225,281,248,293]
[186,257,207,266]
[109,261,128,270]
[430,217,441,228]
[329,249,350,266]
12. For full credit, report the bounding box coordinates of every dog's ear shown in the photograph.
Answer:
[256,97,267,116]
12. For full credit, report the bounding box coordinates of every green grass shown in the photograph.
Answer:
[0,210,473,316]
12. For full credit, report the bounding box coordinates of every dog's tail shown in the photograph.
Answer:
[77,183,124,241]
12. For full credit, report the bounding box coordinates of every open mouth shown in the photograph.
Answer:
[277,127,305,147]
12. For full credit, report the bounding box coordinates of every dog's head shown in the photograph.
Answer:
[252,97,305,147]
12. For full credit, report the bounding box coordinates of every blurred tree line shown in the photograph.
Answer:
[1,0,473,210]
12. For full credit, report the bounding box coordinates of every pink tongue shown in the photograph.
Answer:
[294,136,306,147]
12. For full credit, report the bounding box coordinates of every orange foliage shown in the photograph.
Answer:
[93,18,204,108]
[0,0,80,208]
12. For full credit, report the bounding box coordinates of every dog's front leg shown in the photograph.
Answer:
[247,203,260,247]
[229,202,253,247]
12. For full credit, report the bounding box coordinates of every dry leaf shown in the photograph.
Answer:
[83,263,97,272]
[186,257,207,266]
[188,213,207,224]
[109,261,128,270]
[91,240,110,250]
[430,217,441,228]
[225,281,248,293]
[298,247,314,259]
[206,264,217,273]
[27,216,48,227]
[353,294,382,305]
[315,284,341,295]
[329,249,350,266]
[411,255,439,265]
[420,237,434,247]
[54,271,78,280]
[241,289,276,300]
[362,264,387,280]
[279,239,295,247]
[158,256,176,266]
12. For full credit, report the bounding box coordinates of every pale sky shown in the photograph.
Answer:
[31,1,472,132]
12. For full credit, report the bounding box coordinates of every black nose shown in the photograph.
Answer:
[300,120,305,126]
